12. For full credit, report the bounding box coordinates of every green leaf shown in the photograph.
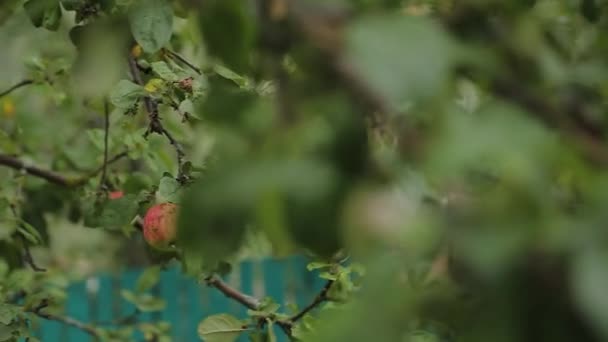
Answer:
[110,80,145,109]
[85,194,139,229]
[0,304,20,325]
[572,249,608,339]
[24,0,62,31]
[86,128,106,151]
[135,266,161,293]
[7,270,34,291]
[134,294,166,312]
[61,0,82,11]
[129,0,173,53]
[121,290,166,312]
[16,220,42,245]
[99,194,139,229]
[0,323,14,342]
[197,314,246,342]
[307,262,331,271]
[151,61,179,82]
[345,14,453,108]
[158,176,181,203]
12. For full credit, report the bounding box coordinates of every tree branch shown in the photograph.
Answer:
[0,151,128,187]
[205,275,261,310]
[289,280,333,323]
[29,299,99,338]
[0,80,34,98]
[128,53,187,182]
[0,154,76,186]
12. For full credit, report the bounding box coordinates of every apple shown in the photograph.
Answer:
[142,203,178,250]
[109,191,124,199]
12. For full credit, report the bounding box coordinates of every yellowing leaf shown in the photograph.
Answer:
[2,98,15,118]
[131,44,143,58]
[144,78,164,93]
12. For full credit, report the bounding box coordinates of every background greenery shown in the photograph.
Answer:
[2,0,608,341]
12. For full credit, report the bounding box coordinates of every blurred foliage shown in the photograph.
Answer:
[2,0,608,341]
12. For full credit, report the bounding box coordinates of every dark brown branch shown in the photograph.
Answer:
[29,299,99,338]
[128,54,157,117]
[0,80,34,98]
[164,49,202,75]
[0,151,129,187]
[206,275,261,310]
[98,99,110,191]
[160,126,186,180]
[128,53,187,182]
[290,280,333,322]
[0,154,76,186]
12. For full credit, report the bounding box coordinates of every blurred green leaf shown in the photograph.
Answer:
[129,0,173,53]
[572,249,608,339]
[135,266,161,293]
[345,14,453,107]
[199,0,256,73]
[24,0,62,31]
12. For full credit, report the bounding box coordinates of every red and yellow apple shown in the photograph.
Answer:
[142,203,178,250]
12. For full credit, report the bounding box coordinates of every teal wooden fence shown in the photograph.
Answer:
[34,256,324,342]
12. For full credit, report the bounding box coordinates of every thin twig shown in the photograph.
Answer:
[160,126,186,181]
[164,49,202,75]
[19,235,46,272]
[289,280,333,322]
[29,299,99,338]
[0,80,34,98]
[128,54,157,116]
[85,151,129,180]
[98,99,110,191]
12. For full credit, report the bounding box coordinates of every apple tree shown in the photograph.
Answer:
[2,0,608,341]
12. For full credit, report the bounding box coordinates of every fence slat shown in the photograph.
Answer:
[184,274,205,342]
[263,258,287,342]
[121,269,142,341]
[160,267,179,339]
[65,282,90,342]
[239,261,253,318]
